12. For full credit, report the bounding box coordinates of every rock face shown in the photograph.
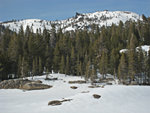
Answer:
[22,82,52,90]
[0,79,51,90]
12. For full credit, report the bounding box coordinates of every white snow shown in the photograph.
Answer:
[119,49,128,53]
[137,45,150,54]
[0,73,150,113]
[120,45,150,54]
[1,11,142,33]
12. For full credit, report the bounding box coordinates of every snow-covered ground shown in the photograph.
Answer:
[0,74,150,113]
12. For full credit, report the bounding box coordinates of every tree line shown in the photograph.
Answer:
[0,15,150,84]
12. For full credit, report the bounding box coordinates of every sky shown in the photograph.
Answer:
[0,0,150,22]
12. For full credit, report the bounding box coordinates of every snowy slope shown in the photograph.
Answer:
[1,11,142,33]
[0,74,150,113]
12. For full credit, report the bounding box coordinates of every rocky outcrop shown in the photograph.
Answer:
[48,99,72,106]
[0,79,51,90]
[22,82,52,90]
[0,79,31,89]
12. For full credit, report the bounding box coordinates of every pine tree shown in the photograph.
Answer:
[45,45,52,72]
[118,53,128,80]
[137,47,144,74]
[53,43,60,72]
[60,55,65,74]
[85,60,91,81]
[128,50,137,80]
[90,66,97,83]
[65,55,70,75]
[20,57,29,78]
[50,24,56,48]
[70,47,76,75]
[146,50,150,83]
[39,57,43,75]
[110,49,119,76]
[99,51,108,79]
[17,55,22,78]
[32,59,36,78]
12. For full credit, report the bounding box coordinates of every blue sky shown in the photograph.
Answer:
[0,0,150,22]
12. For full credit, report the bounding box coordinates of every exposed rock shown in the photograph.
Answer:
[93,94,101,99]
[48,100,62,106]
[48,99,72,106]
[22,83,52,90]
[62,99,72,102]
[70,86,78,89]
[0,79,31,89]
[0,79,51,90]
[45,77,58,81]
[88,85,101,88]
[68,80,86,84]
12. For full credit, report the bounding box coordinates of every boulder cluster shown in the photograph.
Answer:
[0,79,52,90]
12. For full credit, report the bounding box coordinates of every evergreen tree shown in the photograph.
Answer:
[65,55,70,75]
[32,59,36,77]
[53,43,60,72]
[99,51,108,79]
[60,55,65,74]
[128,50,137,80]
[85,60,91,81]
[20,57,29,78]
[50,24,56,48]
[45,45,52,72]
[90,66,97,83]
[146,50,150,83]
[39,57,43,75]
[109,49,119,76]
[118,53,128,80]
[70,47,76,75]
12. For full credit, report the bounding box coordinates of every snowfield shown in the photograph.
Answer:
[0,74,150,113]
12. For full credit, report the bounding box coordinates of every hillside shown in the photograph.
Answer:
[1,11,142,33]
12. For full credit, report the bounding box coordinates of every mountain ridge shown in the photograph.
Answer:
[1,11,142,33]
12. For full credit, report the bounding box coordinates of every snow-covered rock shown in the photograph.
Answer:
[1,11,142,33]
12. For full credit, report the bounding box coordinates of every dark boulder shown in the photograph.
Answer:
[93,94,101,99]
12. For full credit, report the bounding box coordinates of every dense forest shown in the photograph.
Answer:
[0,15,150,84]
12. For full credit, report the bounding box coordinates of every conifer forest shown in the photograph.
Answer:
[0,16,150,84]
